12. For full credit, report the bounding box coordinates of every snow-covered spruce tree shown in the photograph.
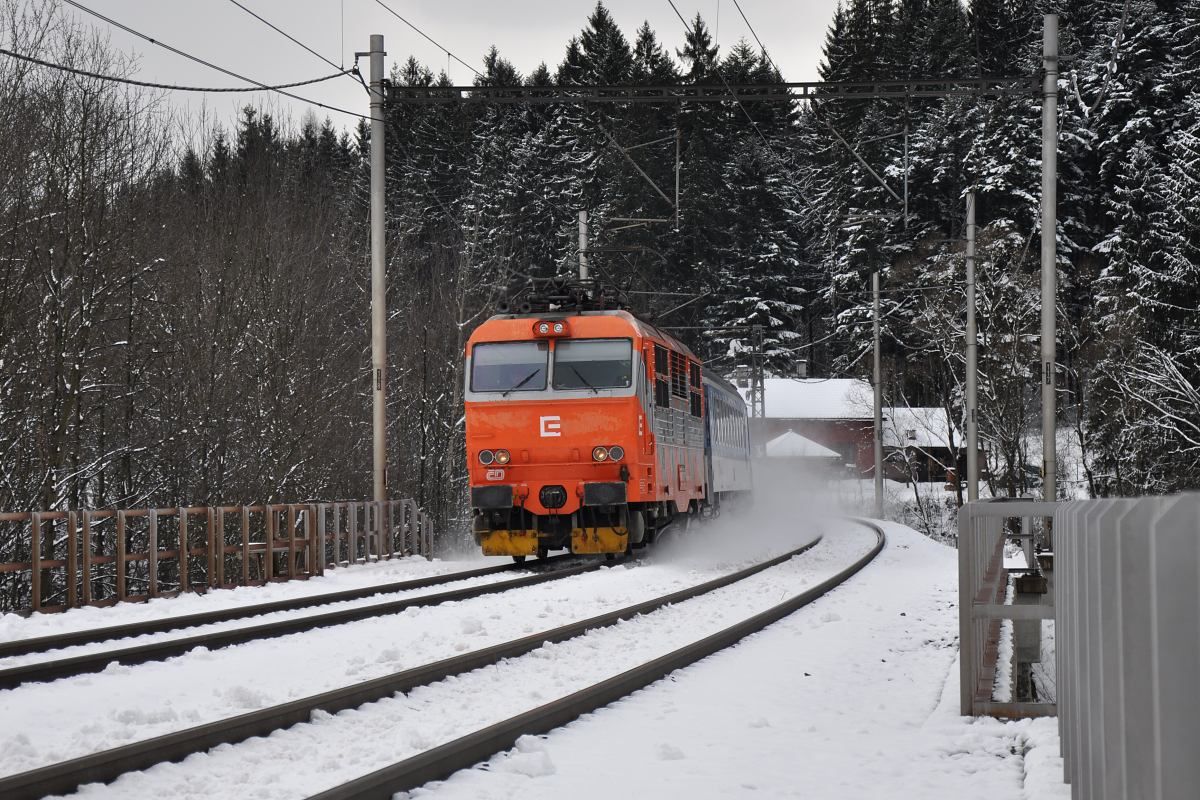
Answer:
[666,14,729,338]
[701,40,807,372]
[1078,2,1187,494]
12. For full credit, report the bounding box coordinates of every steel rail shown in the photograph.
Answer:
[0,556,573,660]
[309,521,885,800]
[0,559,598,690]
[0,534,829,800]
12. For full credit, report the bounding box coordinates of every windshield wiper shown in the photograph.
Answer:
[565,364,599,394]
[501,369,541,397]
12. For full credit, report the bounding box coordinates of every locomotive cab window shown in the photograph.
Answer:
[552,339,633,390]
[470,341,548,393]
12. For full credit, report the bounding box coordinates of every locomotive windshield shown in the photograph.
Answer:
[552,339,633,390]
[471,341,548,393]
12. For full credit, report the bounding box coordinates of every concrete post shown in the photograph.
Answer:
[966,192,979,501]
[872,271,884,518]
[1041,15,1059,511]
[369,34,388,503]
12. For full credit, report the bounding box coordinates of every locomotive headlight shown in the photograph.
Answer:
[478,450,495,465]
[592,446,609,462]
[552,322,565,334]
[538,323,550,334]
[494,449,511,465]
[608,445,625,462]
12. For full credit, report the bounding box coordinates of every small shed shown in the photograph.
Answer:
[763,430,843,479]
[739,378,876,473]
[765,430,841,460]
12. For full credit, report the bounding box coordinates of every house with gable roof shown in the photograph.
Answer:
[735,376,978,483]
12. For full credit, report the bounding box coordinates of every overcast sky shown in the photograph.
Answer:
[57,1,842,134]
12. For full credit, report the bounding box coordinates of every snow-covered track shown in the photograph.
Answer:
[0,557,596,691]
[0,556,575,661]
[310,520,884,800]
[0,534,832,800]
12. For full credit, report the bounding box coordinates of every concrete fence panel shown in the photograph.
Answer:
[964,494,1200,799]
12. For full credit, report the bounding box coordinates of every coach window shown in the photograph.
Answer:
[471,341,548,392]
[553,339,633,390]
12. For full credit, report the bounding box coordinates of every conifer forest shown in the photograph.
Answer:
[2,0,1199,551]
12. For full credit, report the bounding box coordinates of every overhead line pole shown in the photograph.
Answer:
[965,192,979,502]
[1041,15,1059,515]
[367,34,388,503]
[873,271,884,518]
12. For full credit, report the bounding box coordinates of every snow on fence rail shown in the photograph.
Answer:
[0,500,433,614]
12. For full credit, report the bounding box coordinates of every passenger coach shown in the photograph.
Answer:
[465,299,751,560]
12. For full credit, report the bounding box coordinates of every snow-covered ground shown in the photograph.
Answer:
[0,552,492,644]
[44,519,864,799]
[0,562,562,671]
[419,521,1069,800]
[1,496,1070,800]
[0,505,828,780]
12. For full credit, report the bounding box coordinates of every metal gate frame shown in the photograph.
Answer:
[957,498,1057,718]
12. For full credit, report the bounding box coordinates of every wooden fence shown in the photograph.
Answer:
[0,500,432,614]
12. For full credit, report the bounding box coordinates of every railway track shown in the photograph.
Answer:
[307,521,884,800]
[0,556,592,689]
[0,523,880,800]
[0,556,577,662]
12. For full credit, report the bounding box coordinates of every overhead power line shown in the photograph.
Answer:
[370,0,484,80]
[226,0,343,73]
[730,0,782,79]
[0,46,348,93]
[61,0,369,119]
[665,0,773,148]
[725,0,895,209]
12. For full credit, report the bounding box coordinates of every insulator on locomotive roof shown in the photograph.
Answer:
[496,274,630,316]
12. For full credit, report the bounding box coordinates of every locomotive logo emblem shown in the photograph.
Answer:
[539,415,562,438]
[485,468,505,481]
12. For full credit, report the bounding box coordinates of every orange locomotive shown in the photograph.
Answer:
[464,283,751,560]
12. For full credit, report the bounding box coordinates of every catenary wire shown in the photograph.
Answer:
[730,0,783,80]
[226,0,343,73]
[725,1,875,210]
[665,0,828,214]
[60,0,370,119]
[371,0,484,80]
[665,0,773,148]
[0,46,349,93]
